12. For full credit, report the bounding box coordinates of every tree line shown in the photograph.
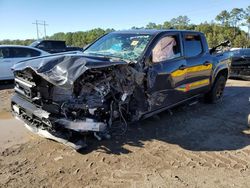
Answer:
[0,6,249,48]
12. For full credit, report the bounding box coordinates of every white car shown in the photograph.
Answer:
[0,45,49,80]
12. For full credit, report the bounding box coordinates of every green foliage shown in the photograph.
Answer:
[215,10,230,26]
[245,6,250,24]
[48,28,111,47]
[230,8,245,27]
[244,6,250,41]
[170,16,190,29]
[0,39,34,46]
[233,31,248,47]
[0,28,112,48]
[1,6,250,48]
[145,16,193,30]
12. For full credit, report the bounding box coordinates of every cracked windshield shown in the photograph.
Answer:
[83,33,152,62]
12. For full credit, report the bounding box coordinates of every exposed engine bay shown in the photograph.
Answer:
[11,54,146,149]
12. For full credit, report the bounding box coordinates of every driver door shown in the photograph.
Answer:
[146,32,187,111]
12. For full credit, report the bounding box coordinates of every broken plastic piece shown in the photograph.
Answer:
[21,121,87,150]
[56,118,107,132]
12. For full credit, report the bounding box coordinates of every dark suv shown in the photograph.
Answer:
[30,40,82,53]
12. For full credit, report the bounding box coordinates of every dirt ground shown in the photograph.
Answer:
[0,79,250,188]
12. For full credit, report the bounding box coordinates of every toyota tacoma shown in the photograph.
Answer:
[11,30,231,149]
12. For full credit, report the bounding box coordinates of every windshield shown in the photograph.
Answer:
[83,33,152,62]
[30,41,41,47]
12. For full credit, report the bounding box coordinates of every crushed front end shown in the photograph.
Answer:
[11,54,146,149]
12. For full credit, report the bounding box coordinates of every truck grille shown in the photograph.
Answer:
[14,72,37,100]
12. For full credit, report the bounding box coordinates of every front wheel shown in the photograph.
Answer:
[205,76,227,103]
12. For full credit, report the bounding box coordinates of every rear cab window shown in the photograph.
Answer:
[184,34,203,57]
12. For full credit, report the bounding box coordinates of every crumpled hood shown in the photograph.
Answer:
[13,53,127,89]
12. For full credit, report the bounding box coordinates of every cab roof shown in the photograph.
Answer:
[112,29,203,36]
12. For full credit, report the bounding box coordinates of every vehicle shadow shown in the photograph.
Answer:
[80,85,250,154]
[0,80,14,90]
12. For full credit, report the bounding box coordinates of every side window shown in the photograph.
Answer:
[152,35,181,63]
[51,42,65,49]
[26,49,41,57]
[37,42,46,49]
[184,34,203,57]
[0,48,11,59]
[10,47,41,58]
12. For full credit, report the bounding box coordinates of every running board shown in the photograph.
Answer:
[141,94,201,120]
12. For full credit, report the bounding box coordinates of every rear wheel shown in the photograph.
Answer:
[205,76,226,103]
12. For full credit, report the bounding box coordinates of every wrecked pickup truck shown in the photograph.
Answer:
[11,30,230,149]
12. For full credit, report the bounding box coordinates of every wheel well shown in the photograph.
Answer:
[215,69,228,81]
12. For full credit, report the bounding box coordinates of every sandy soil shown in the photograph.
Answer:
[0,84,30,151]
[0,79,250,188]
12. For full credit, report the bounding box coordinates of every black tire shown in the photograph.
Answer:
[205,76,226,103]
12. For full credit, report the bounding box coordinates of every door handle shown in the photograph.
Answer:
[178,65,187,70]
[203,61,211,66]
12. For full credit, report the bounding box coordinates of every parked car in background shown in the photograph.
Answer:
[230,48,250,81]
[0,45,49,81]
[30,40,82,53]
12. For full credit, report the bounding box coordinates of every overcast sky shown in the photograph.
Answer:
[0,0,249,40]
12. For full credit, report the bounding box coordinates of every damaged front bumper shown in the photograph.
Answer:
[230,72,250,80]
[11,94,108,150]
[230,60,250,80]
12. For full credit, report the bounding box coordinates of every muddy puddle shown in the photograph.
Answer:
[0,89,31,151]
